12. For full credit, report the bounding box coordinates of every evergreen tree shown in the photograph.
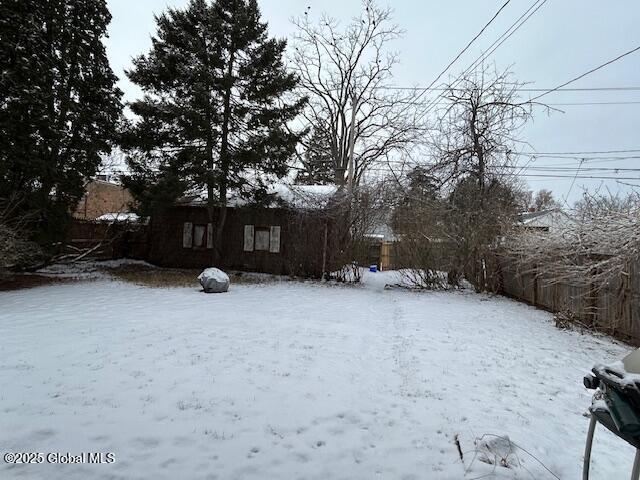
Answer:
[0,0,122,245]
[295,129,334,185]
[391,166,440,234]
[123,0,306,260]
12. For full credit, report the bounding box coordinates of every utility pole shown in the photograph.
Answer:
[347,92,358,195]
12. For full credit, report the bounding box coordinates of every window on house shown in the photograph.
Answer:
[193,224,206,248]
[243,225,281,253]
[183,222,214,249]
[254,228,270,251]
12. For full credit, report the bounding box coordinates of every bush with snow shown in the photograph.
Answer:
[0,223,43,274]
[198,267,230,293]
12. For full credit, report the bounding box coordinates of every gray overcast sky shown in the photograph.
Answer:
[104,0,640,205]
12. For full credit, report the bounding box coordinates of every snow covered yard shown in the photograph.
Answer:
[0,270,635,479]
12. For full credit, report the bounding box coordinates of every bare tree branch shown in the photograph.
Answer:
[290,1,427,187]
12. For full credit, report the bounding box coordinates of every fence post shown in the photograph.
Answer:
[533,262,538,306]
[589,267,599,332]
[321,220,328,280]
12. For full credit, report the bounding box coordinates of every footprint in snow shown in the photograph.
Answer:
[131,437,160,449]
[247,446,260,458]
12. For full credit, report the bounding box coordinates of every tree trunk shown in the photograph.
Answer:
[205,91,216,264]
[214,47,235,264]
[334,166,346,187]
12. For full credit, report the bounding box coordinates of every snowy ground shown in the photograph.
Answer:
[0,269,635,479]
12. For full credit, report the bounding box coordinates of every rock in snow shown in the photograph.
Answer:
[198,267,230,293]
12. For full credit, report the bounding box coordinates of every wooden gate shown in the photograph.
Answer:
[380,241,392,271]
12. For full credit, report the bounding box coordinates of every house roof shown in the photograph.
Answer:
[178,183,338,210]
[518,209,558,223]
[265,183,338,209]
[95,212,140,223]
[517,208,574,228]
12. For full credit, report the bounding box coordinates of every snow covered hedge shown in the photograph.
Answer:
[503,194,640,290]
[0,223,42,274]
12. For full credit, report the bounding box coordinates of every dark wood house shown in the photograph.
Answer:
[148,203,336,278]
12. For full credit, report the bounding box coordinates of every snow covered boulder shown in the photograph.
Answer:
[198,268,230,293]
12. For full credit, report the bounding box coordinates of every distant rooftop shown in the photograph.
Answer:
[518,209,561,223]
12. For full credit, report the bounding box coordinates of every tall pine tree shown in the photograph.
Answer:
[123,0,306,261]
[294,129,334,185]
[0,0,122,244]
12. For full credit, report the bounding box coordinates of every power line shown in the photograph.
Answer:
[511,173,640,180]
[517,154,640,160]
[415,0,549,119]
[362,160,640,172]
[521,157,640,167]
[511,166,640,172]
[518,149,640,155]
[423,0,513,96]
[545,101,640,106]
[364,167,640,181]
[379,85,640,92]
[407,0,515,108]
[392,98,640,107]
[530,44,640,101]
[361,155,640,167]
[523,86,640,92]
[563,158,584,205]
[360,158,640,178]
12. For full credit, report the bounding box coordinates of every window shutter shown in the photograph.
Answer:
[182,222,193,248]
[206,223,214,249]
[269,226,281,253]
[243,225,254,252]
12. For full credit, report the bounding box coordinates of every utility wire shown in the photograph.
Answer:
[519,149,640,155]
[545,101,640,106]
[507,166,640,172]
[369,85,640,92]
[363,167,640,181]
[530,44,640,101]
[421,0,513,96]
[393,98,640,106]
[517,154,640,160]
[416,0,549,120]
[406,0,515,108]
[357,156,640,167]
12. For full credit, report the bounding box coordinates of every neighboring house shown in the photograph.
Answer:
[517,208,574,233]
[147,184,340,277]
[73,180,133,221]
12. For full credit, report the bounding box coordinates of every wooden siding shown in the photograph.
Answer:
[148,206,336,278]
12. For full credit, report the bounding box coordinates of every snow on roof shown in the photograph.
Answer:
[264,183,337,209]
[180,183,338,210]
[95,212,140,223]
[517,209,574,230]
[518,209,560,223]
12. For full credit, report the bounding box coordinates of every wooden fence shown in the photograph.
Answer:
[66,220,149,260]
[495,257,640,344]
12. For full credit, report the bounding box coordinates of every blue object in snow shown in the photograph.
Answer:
[369,265,378,273]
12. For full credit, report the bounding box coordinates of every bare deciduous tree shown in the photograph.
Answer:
[290,1,426,188]
[427,65,535,191]
[392,66,535,291]
[386,63,553,292]
[533,188,560,211]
